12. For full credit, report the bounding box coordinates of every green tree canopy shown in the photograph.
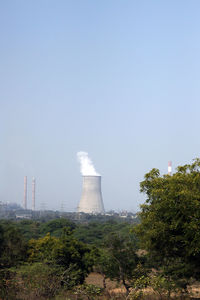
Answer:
[0,222,27,268]
[135,158,200,283]
[28,228,97,286]
[99,232,141,294]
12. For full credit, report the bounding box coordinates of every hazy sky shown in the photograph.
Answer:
[1,1,200,212]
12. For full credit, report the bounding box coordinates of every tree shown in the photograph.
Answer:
[0,222,27,268]
[39,218,76,237]
[100,232,141,295]
[28,228,96,287]
[0,223,28,299]
[135,158,200,288]
[10,262,62,300]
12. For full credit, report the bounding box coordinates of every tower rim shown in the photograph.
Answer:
[81,175,101,177]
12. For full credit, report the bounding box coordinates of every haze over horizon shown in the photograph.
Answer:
[1,1,200,212]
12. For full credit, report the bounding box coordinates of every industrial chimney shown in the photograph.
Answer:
[78,175,105,214]
[168,161,172,175]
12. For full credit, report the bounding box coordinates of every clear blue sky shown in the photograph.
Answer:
[1,1,200,211]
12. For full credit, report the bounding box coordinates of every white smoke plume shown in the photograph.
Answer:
[77,152,100,176]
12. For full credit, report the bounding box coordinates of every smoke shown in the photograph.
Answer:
[77,152,100,176]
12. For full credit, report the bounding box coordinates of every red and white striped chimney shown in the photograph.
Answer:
[168,161,172,176]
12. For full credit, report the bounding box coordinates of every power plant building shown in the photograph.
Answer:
[78,175,105,214]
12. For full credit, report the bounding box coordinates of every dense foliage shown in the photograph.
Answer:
[0,216,139,299]
[135,158,200,290]
[0,222,27,268]
[1,159,200,299]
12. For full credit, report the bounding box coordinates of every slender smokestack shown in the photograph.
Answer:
[24,176,27,209]
[78,175,105,214]
[32,177,36,211]
[168,161,172,175]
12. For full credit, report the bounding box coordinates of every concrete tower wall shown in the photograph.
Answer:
[78,175,105,214]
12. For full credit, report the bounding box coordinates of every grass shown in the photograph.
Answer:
[53,273,200,299]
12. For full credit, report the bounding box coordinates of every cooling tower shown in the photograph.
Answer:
[78,175,105,214]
